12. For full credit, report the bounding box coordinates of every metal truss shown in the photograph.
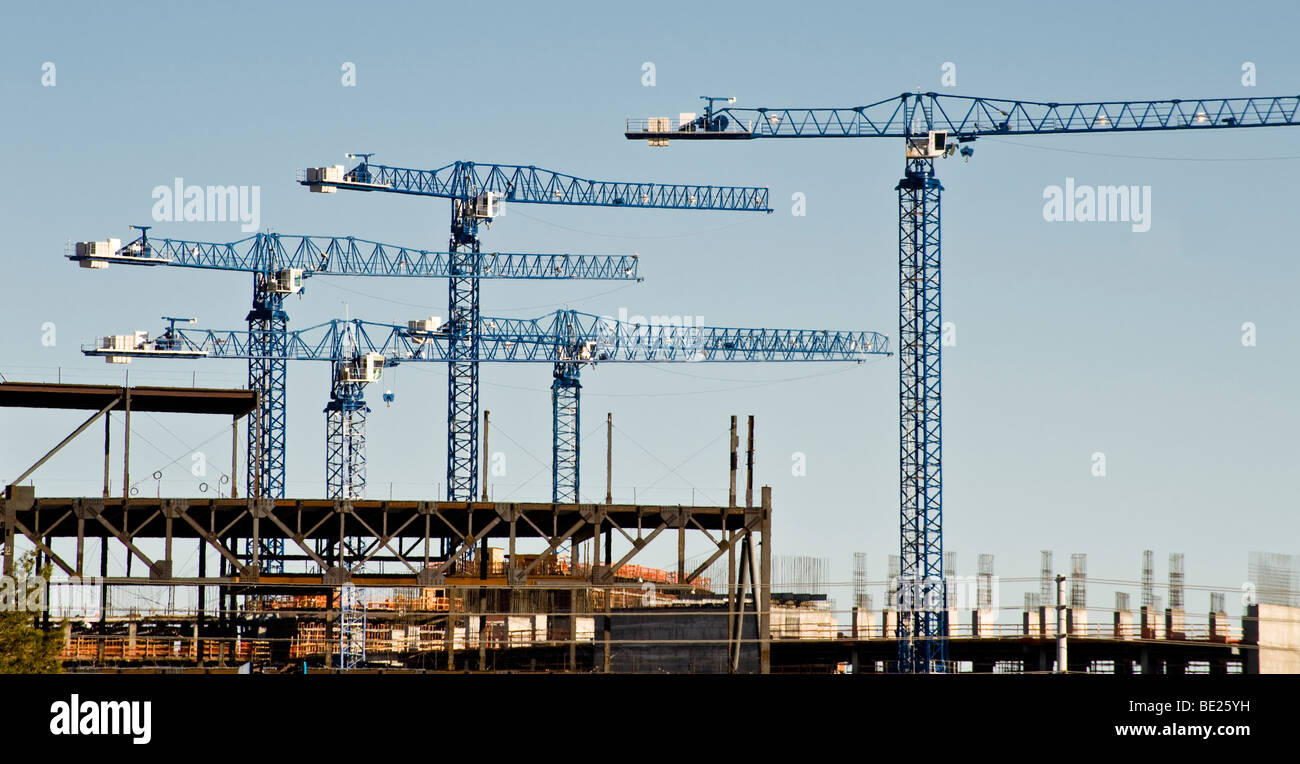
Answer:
[627,93,1300,140]
[94,313,889,366]
[326,160,771,212]
[1,491,773,672]
[69,228,643,281]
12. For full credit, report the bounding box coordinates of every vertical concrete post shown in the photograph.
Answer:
[605,413,613,505]
[760,486,772,675]
[726,415,739,657]
[446,587,456,671]
[569,586,578,672]
[592,515,601,582]
[677,510,685,583]
[479,536,488,671]
[164,517,173,577]
[480,411,490,502]
[103,411,112,498]
[230,417,238,499]
[197,538,206,666]
[76,515,85,576]
[603,584,612,674]
[725,512,736,663]
[121,386,131,503]
[1,500,13,577]
[507,514,517,588]
[745,416,754,510]
[728,415,738,508]
[325,587,334,669]
[1055,574,1067,673]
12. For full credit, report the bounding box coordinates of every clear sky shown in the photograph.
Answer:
[1,0,1297,618]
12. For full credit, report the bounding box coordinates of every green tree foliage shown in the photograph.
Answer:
[0,552,63,673]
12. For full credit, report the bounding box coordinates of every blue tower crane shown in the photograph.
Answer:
[300,156,770,501]
[89,311,887,528]
[71,229,642,569]
[626,91,1300,672]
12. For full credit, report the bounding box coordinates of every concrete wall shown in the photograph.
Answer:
[851,607,878,638]
[969,608,997,636]
[1165,609,1186,640]
[1066,608,1087,636]
[604,608,758,674]
[1245,604,1300,674]
[1140,607,1164,639]
[771,606,837,640]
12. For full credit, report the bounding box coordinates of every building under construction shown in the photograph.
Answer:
[3,381,1298,675]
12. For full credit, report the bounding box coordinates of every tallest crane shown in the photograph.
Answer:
[627,91,1300,672]
[302,157,770,501]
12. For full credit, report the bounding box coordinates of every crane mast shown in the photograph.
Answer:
[302,156,770,501]
[626,90,1300,673]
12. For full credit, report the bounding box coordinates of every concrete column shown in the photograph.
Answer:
[1113,609,1134,639]
[759,486,772,675]
[1165,608,1186,640]
[1055,574,1067,673]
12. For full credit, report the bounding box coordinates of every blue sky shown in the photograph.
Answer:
[1,0,1297,616]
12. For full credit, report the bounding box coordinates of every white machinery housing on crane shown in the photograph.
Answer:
[97,331,148,364]
[74,239,121,269]
[306,165,345,193]
[471,192,502,219]
[268,268,304,295]
[88,331,208,363]
[339,352,385,384]
[645,117,672,147]
[406,317,446,343]
[71,237,171,268]
[906,130,950,159]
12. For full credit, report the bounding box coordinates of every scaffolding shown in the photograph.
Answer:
[1169,552,1185,610]
[774,555,827,596]
[1070,554,1087,609]
[977,554,994,610]
[944,552,956,609]
[853,552,869,610]
[338,582,366,669]
[1141,550,1155,609]
[1039,550,1053,609]
[1248,551,1299,607]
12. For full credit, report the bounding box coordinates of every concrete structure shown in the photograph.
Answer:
[1244,603,1300,674]
[1113,608,1135,639]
